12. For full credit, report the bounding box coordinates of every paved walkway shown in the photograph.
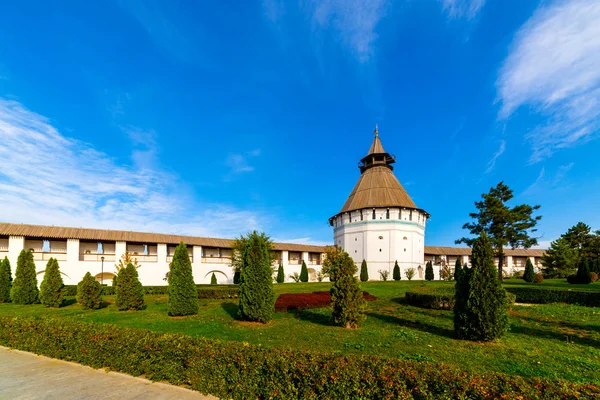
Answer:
[0,346,216,400]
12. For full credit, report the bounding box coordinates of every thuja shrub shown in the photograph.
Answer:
[238,231,275,323]
[168,242,198,316]
[300,260,309,283]
[77,272,103,310]
[210,272,217,285]
[453,257,462,282]
[393,261,401,281]
[1,317,598,400]
[359,259,368,282]
[425,261,434,281]
[39,258,65,308]
[115,263,146,311]
[325,246,366,328]
[10,249,39,304]
[0,257,12,303]
[276,264,285,284]
[523,259,535,283]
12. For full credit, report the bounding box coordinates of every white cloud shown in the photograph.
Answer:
[223,150,261,180]
[497,0,600,162]
[0,98,265,238]
[485,140,506,173]
[441,0,486,20]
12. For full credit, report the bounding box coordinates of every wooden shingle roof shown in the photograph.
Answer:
[424,246,546,257]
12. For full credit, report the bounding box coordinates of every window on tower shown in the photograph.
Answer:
[386,209,389,219]
[372,209,376,220]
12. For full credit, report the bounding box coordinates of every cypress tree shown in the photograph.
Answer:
[523,259,535,283]
[233,270,241,284]
[211,272,218,285]
[360,259,369,282]
[454,232,509,341]
[77,272,103,310]
[238,231,275,323]
[326,247,366,328]
[116,263,146,311]
[112,274,118,287]
[276,264,285,283]
[393,260,401,281]
[0,257,12,303]
[425,261,434,281]
[576,259,592,284]
[39,258,65,307]
[10,249,39,304]
[454,257,462,281]
[168,243,198,316]
[300,260,309,282]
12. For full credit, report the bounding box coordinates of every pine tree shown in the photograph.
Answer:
[325,246,366,328]
[360,259,369,282]
[238,231,275,323]
[116,262,146,311]
[523,258,535,283]
[168,243,198,316]
[576,259,592,284]
[393,260,401,281]
[453,257,462,281]
[454,232,509,341]
[211,272,217,285]
[425,261,434,281]
[233,270,241,284]
[276,264,285,283]
[10,250,39,304]
[39,258,65,307]
[0,257,12,303]
[77,272,103,310]
[300,260,309,282]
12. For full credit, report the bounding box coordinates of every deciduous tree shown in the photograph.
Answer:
[405,267,416,281]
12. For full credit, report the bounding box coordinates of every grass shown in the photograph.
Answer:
[1,280,599,384]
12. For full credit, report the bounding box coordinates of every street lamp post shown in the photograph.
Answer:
[101,256,105,285]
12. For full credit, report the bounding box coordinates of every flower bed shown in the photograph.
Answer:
[275,291,377,312]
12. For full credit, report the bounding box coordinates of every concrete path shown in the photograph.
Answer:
[0,346,216,400]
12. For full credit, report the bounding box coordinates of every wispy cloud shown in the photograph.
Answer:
[485,140,506,173]
[120,125,158,170]
[0,98,265,238]
[441,0,486,20]
[497,0,600,163]
[521,163,574,197]
[223,150,261,181]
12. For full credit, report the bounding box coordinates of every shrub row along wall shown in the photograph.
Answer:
[63,284,239,299]
[505,287,600,307]
[0,316,597,399]
[405,287,516,310]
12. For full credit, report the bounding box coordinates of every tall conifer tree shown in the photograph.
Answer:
[360,259,369,282]
[39,258,65,307]
[523,259,535,283]
[276,264,285,283]
[116,262,146,310]
[300,260,309,282]
[454,257,462,281]
[0,257,12,303]
[10,250,39,304]
[425,261,434,281]
[168,243,198,316]
[77,272,103,310]
[393,260,401,281]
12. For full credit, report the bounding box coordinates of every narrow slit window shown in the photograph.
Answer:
[372,209,376,220]
[386,209,390,219]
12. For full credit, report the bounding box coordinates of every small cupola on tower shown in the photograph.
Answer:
[359,125,397,173]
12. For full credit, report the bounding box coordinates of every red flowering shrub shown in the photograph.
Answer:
[275,291,376,312]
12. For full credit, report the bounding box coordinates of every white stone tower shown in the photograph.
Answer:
[329,127,429,280]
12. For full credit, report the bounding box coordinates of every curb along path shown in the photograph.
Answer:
[0,346,216,400]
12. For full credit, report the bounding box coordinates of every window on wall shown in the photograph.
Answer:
[410,210,413,221]
[360,210,363,221]
[42,240,50,252]
[386,209,390,219]
[372,209,376,220]
[97,242,104,254]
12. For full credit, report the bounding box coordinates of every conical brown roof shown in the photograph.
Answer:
[340,165,417,213]
[367,134,386,155]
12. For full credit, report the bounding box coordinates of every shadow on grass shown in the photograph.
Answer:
[63,298,77,307]
[368,312,454,339]
[289,309,332,326]
[510,323,600,348]
[221,302,240,320]
[512,314,600,334]
[390,297,454,320]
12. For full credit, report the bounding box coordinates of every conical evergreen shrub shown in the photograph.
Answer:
[425,261,434,281]
[576,259,592,284]
[77,272,103,310]
[211,272,217,285]
[233,270,241,284]
[523,259,535,283]
[112,275,118,287]
[10,250,39,304]
[168,243,198,316]
[276,264,285,283]
[39,258,65,307]
[360,260,369,282]
[393,261,401,281]
[454,257,462,282]
[0,257,12,303]
[238,231,275,323]
[116,263,146,311]
[326,247,366,328]
[300,260,309,282]
[454,232,509,341]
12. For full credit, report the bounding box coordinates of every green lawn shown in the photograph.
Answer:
[1,280,599,384]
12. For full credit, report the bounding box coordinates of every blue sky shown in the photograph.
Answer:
[0,0,599,247]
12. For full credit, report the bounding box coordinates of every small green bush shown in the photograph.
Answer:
[39,258,65,308]
[276,264,285,283]
[233,270,241,285]
[0,257,12,303]
[359,260,368,282]
[10,250,39,304]
[300,260,309,283]
[326,247,366,328]
[168,243,198,316]
[0,316,597,400]
[523,259,535,283]
[210,272,218,285]
[425,261,434,281]
[76,272,103,310]
[405,267,416,281]
[116,263,146,311]
[575,260,592,284]
[393,261,400,281]
[505,286,600,306]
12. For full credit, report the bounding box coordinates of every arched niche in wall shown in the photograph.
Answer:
[204,270,229,284]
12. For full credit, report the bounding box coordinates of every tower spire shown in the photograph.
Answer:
[374,124,379,137]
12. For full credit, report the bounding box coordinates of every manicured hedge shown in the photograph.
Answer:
[63,284,238,299]
[405,287,516,310]
[505,287,600,307]
[0,316,597,399]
